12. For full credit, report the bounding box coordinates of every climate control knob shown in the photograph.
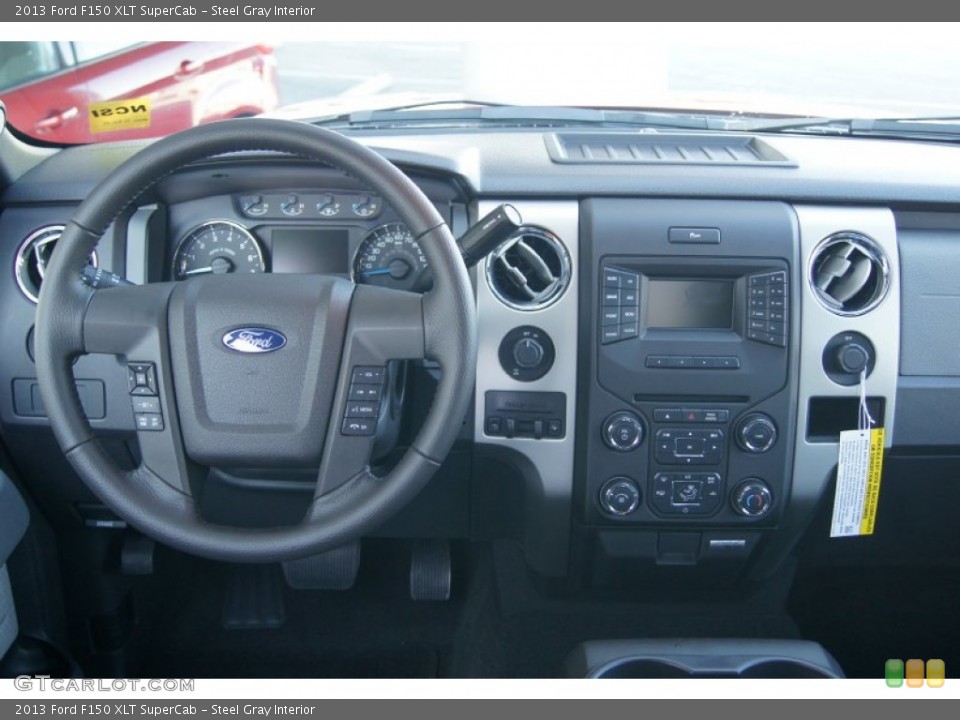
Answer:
[736,413,778,454]
[599,476,641,516]
[731,479,773,518]
[602,411,644,452]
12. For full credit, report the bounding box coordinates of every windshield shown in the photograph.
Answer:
[3,24,960,145]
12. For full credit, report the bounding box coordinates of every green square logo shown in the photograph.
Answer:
[886,658,905,687]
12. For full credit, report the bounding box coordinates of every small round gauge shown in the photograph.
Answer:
[353,223,429,291]
[173,220,265,280]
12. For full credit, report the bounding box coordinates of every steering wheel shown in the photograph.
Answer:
[34,119,477,563]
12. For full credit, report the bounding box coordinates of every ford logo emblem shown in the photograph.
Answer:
[222,327,287,354]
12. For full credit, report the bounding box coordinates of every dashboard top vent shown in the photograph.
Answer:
[15,225,98,304]
[547,132,795,167]
[808,232,889,316]
[486,226,571,311]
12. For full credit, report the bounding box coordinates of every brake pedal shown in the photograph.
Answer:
[410,539,451,601]
[222,564,285,630]
[282,542,361,591]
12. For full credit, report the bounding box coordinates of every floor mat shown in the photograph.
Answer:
[136,544,457,679]
[789,565,960,679]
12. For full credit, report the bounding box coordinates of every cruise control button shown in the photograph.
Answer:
[131,397,160,414]
[134,413,163,432]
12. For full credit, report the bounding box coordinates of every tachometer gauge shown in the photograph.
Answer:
[173,220,265,280]
[353,223,429,291]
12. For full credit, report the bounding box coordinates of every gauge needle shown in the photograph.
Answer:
[182,266,215,276]
[360,268,393,277]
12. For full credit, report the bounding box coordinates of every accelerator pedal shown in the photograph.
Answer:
[281,542,361,591]
[409,539,451,601]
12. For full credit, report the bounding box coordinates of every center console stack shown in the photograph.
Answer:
[578,199,798,570]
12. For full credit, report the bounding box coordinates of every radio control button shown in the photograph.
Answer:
[603,412,644,452]
[602,308,621,325]
[601,326,621,344]
[599,477,641,516]
[602,289,621,306]
[619,323,639,339]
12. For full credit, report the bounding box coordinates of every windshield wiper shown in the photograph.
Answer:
[315,103,757,131]
[739,115,960,139]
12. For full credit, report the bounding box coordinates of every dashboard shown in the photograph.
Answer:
[2,126,960,584]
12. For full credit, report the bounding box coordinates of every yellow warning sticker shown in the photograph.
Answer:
[89,98,151,134]
[860,427,885,535]
[831,427,885,537]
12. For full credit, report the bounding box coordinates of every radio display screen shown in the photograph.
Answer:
[645,278,734,329]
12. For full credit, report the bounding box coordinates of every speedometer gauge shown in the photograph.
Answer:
[353,223,429,291]
[173,220,265,280]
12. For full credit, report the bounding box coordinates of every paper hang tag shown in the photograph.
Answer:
[830,368,885,538]
[830,427,885,537]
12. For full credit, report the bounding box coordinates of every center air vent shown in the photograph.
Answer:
[486,227,571,311]
[808,232,889,316]
[15,225,98,304]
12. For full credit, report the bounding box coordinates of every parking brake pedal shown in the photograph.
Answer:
[410,540,451,601]
[282,542,361,590]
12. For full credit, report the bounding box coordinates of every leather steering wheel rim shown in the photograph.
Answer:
[34,119,477,563]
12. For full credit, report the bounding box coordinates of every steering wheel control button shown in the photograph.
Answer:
[600,266,641,345]
[483,390,566,440]
[131,397,160,414]
[498,326,555,381]
[342,366,386,436]
[352,366,384,384]
[735,414,778,454]
[345,402,378,419]
[127,362,158,396]
[731,479,774,518]
[348,384,381,402]
[341,418,376,436]
[134,413,164,432]
[599,477,642,516]
[602,411,644,452]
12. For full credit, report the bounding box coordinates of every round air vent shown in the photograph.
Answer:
[808,232,889,316]
[15,225,98,304]
[485,226,571,311]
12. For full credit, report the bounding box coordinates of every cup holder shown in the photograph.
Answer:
[566,639,844,679]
